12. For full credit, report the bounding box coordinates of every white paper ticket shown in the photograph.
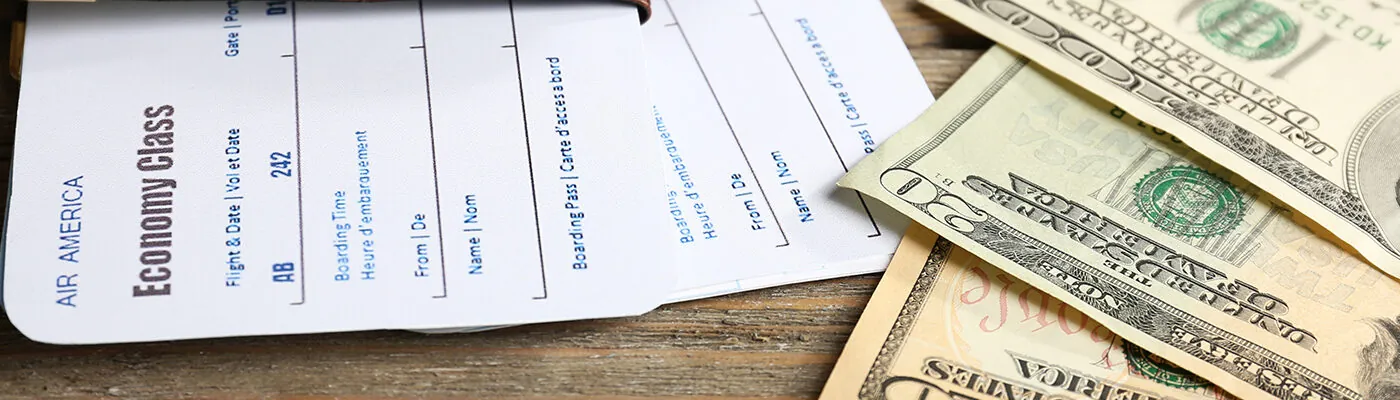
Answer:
[425,0,935,334]
[646,0,933,300]
[3,0,673,344]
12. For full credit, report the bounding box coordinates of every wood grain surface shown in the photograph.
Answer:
[0,1,988,398]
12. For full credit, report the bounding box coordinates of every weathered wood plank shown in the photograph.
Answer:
[0,0,988,398]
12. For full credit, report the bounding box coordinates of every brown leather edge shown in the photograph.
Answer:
[8,21,20,81]
[624,0,650,23]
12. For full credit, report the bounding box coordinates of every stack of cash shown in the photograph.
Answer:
[824,1,1400,399]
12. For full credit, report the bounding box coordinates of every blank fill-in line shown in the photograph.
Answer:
[508,0,551,300]
[416,0,450,299]
[289,2,308,305]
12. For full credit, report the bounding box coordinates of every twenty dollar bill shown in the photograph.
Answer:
[919,0,1400,280]
[838,46,1400,400]
[820,225,1233,400]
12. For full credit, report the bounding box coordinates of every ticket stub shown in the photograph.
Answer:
[648,0,932,299]
[3,0,673,344]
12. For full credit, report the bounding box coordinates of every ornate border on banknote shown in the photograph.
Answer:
[876,56,1358,400]
[856,237,955,400]
[891,58,1025,169]
[946,0,1395,257]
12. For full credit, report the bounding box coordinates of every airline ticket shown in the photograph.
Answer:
[3,0,674,344]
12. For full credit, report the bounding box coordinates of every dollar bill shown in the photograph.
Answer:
[838,46,1400,400]
[915,0,1400,280]
[819,225,1235,400]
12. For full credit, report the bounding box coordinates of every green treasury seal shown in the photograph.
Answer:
[1123,341,1213,390]
[1197,0,1299,60]
[1133,166,1245,238]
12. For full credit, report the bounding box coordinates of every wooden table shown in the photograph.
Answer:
[0,1,989,398]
